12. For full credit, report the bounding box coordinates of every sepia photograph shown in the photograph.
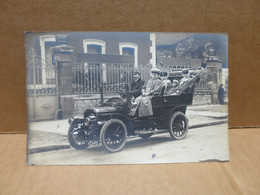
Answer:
[25,32,229,165]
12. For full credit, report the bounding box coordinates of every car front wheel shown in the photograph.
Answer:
[100,119,127,152]
[68,120,89,150]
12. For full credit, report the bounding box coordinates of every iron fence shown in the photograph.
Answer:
[26,55,212,96]
[72,63,153,94]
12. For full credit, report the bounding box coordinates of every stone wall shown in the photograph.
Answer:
[192,92,213,105]
[60,90,218,119]
[60,95,74,119]
[60,93,120,119]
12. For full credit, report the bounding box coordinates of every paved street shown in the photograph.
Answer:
[28,104,228,137]
[26,104,229,165]
[27,123,229,165]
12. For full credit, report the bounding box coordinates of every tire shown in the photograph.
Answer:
[169,112,188,140]
[100,119,127,152]
[68,120,89,150]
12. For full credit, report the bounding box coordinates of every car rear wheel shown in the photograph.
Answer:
[169,112,188,140]
[100,119,127,152]
[68,120,89,150]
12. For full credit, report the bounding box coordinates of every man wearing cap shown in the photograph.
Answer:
[129,70,145,98]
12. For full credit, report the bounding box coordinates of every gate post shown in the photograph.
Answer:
[52,45,75,119]
[206,60,222,104]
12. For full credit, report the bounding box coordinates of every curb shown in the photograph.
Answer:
[189,119,228,129]
[28,144,71,154]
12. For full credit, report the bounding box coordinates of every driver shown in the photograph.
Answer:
[129,69,145,98]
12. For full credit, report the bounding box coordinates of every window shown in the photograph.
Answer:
[119,42,138,67]
[87,45,102,54]
[122,47,134,56]
[39,35,56,85]
[82,39,106,89]
[83,39,106,54]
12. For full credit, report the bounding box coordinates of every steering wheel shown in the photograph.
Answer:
[117,89,127,98]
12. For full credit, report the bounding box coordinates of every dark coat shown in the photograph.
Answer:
[130,79,145,98]
[218,87,225,104]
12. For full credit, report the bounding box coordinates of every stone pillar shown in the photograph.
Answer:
[52,45,74,95]
[206,60,222,104]
[52,45,75,119]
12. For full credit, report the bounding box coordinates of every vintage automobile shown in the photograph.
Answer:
[68,68,202,152]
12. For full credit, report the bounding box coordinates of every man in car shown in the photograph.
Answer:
[129,69,145,98]
[130,68,163,117]
[119,69,144,106]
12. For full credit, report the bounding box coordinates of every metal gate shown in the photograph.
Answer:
[26,54,59,121]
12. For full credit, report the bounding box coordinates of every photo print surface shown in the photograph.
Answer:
[25,32,229,165]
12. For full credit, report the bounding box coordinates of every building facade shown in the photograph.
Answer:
[25,32,225,121]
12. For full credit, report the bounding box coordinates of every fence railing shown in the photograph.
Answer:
[72,63,153,94]
[26,56,212,96]
[26,56,57,96]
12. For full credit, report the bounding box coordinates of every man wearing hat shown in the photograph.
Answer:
[129,69,145,98]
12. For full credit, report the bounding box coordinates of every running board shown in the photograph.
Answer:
[134,129,169,135]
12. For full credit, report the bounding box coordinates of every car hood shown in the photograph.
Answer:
[85,106,124,114]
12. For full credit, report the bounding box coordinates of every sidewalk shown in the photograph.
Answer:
[29,119,69,136]
[186,104,228,127]
[27,104,228,154]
